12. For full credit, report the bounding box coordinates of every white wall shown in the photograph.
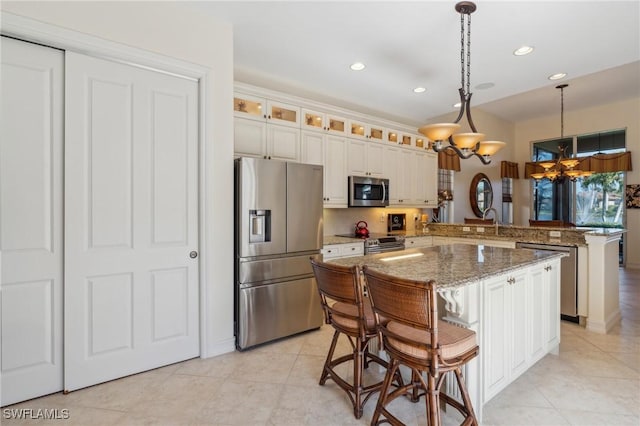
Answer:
[513,97,640,268]
[1,1,236,355]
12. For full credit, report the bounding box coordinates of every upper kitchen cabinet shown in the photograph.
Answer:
[301,130,348,207]
[368,124,386,142]
[386,149,437,207]
[414,151,438,207]
[234,94,299,128]
[301,109,347,134]
[383,145,401,204]
[387,129,400,145]
[234,93,300,161]
[401,133,413,147]
[349,120,386,141]
[415,135,427,149]
[346,139,385,178]
[349,120,368,140]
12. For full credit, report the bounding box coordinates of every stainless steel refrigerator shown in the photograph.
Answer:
[234,157,324,350]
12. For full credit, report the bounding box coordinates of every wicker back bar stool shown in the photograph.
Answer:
[362,266,479,426]
[310,258,390,419]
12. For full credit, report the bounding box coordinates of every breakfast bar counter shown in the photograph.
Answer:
[327,244,565,421]
[328,243,563,290]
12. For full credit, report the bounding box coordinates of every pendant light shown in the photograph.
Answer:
[419,1,505,165]
[530,84,594,181]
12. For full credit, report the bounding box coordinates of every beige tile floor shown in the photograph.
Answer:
[4,269,638,426]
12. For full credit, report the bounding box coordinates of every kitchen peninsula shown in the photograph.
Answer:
[325,222,625,334]
[328,244,564,420]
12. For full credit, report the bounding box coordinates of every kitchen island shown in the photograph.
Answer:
[328,244,565,421]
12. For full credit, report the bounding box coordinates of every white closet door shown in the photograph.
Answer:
[64,52,200,391]
[0,37,64,406]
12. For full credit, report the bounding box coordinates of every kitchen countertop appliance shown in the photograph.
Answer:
[235,157,324,350]
[335,233,406,254]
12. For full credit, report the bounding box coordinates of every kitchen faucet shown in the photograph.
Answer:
[482,207,499,235]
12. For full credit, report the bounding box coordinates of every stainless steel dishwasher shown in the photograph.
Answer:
[516,242,579,322]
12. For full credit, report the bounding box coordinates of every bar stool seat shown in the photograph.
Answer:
[386,320,477,361]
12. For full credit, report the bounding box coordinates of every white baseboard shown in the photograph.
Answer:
[586,309,622,334]
[202,337,236,359]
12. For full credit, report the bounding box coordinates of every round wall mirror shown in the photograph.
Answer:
[470,173,493,217]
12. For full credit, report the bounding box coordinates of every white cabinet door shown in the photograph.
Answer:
[397,149,415,204]
[367,142,385,177]
[529,264,547,362]
[404,236,433,249]
[347,139,385,177]
[347,139,367,176]
[303,132,347,206]
[65,52,200,392]
[322,242,364,259]
[483,273,510,402]
[1,37,64,406]
[324,135,348,207]
[545,260,561,350]
[411,151,437,207]
[301,130,324,166]
[234,117,267,158]
[383,145,401,205]
[268,125,300,161]
[509,271,529,379]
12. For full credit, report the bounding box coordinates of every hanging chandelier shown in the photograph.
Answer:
[530,84,594,182]
[419,1,505,165]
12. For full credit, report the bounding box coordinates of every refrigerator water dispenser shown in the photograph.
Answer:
[249,209,271,243]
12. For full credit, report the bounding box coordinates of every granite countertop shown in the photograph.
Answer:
[327,244,565,290]
[323,224,625,247]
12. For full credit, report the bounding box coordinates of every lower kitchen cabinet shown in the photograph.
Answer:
[482,260,561,403]
[321,242,364,259]
[405,236,433,249]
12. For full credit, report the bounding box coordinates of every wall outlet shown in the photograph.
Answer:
[462,226,471,232]
[549,230,561,238]
[380,213,385,223]
[477,227,485,233]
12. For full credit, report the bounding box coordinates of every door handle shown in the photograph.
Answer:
[189,251,198,259]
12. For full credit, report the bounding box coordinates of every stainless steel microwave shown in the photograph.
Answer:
[348,176,389,207]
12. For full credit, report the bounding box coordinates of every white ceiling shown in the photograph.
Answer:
[189,1,640,126]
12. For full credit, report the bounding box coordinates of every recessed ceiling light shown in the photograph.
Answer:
[475,82,495,90]
[413,87,426,93]
[513,46,534,56]
[548,72,567,81]
[350,62,366,71]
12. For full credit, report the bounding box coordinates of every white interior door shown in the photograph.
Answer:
[0,37,64,406]
[64,52,200,391]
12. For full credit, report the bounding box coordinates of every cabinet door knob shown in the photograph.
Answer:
[189,251,198,259]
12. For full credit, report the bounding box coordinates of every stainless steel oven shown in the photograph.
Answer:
[348,176,389,207]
